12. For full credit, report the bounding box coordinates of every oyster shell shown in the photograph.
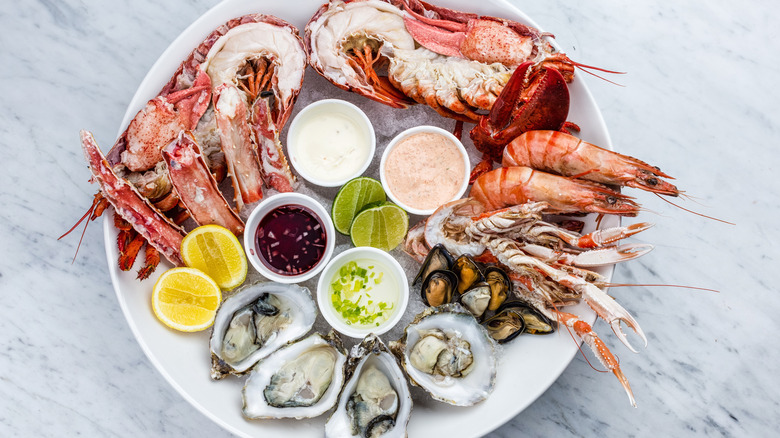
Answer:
[326,334,412,438]
[243,331,347,419]
[391,304,497,406]
[209,281,317,379]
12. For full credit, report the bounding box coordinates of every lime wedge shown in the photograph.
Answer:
[350,202,409,251]
[332,177,386,235]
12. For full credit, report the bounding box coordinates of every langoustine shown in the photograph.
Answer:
[64,14,307,278]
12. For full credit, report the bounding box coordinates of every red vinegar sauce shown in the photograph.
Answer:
[255,204,327,276]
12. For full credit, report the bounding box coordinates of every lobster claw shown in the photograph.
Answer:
[469,61,570,164]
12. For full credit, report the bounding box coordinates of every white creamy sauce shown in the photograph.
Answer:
[294,112,370,182]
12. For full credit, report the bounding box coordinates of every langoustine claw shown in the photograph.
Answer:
[555,310,636,407]
[477,236,647,353]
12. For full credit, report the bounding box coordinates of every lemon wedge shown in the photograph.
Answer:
[151,267,222,332]
[181,224,247,290]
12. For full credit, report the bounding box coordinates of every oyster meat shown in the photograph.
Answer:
[209,281,317,379]
[391,304,497,406]
[326,334,412,438]
[243,331,347,419]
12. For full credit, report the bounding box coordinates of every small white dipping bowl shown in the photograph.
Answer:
[379,125,470,216]
[287,99,376,187]
[243,193,335,284]
[317,247,409,338]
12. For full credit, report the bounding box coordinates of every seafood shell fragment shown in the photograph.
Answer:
[390,304,497,406]
[209,282,317,379]
[326,334,412,438]
[242,331,347,420]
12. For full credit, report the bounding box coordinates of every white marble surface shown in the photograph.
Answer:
[1,0,777,436]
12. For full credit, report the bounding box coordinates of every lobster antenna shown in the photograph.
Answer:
[566,58,626,87]
[58,201,98,264]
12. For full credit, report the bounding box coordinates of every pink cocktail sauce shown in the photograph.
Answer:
[384,132,465,211]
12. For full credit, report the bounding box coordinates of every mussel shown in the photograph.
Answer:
[420,270,458,307]
[452,255,483,294]
[484,267,511,311]
[413,244,454,286]
[483,309,526,344]
[505,302,555,335]
[482,301,555,344]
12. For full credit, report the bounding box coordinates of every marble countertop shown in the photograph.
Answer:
[2,0,777,436]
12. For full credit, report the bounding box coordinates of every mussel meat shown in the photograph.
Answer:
[507,302,555,335]
[420,269,458,307]
[452,255,483,294]
[483,309,525,344]
[483,301,555,343]
[484,267,511,311]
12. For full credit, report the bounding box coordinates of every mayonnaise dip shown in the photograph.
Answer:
[289,103,373,185]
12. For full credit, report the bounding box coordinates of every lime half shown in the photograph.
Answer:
[332,177,386,235]
[350,202,409,251]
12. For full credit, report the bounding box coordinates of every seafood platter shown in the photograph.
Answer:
[64,0,682,436]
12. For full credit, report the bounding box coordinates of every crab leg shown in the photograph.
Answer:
[213,83,266,211]
[80,130,185,266]
[252,95,295,193]
[161,131,245,235]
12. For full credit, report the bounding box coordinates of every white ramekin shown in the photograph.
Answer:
[243,193,335,284]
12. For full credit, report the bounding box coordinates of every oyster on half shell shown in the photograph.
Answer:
[390,303,498,406]
[326,334,412,438]
[242,331,347,420]
[209,281,317,379]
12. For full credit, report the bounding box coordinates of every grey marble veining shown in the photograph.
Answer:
[1,0,777,436]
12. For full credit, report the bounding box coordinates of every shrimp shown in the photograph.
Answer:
[469,166,641,215]
[502,130,679,196]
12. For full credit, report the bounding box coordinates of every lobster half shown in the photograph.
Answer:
[305,0,588,173]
